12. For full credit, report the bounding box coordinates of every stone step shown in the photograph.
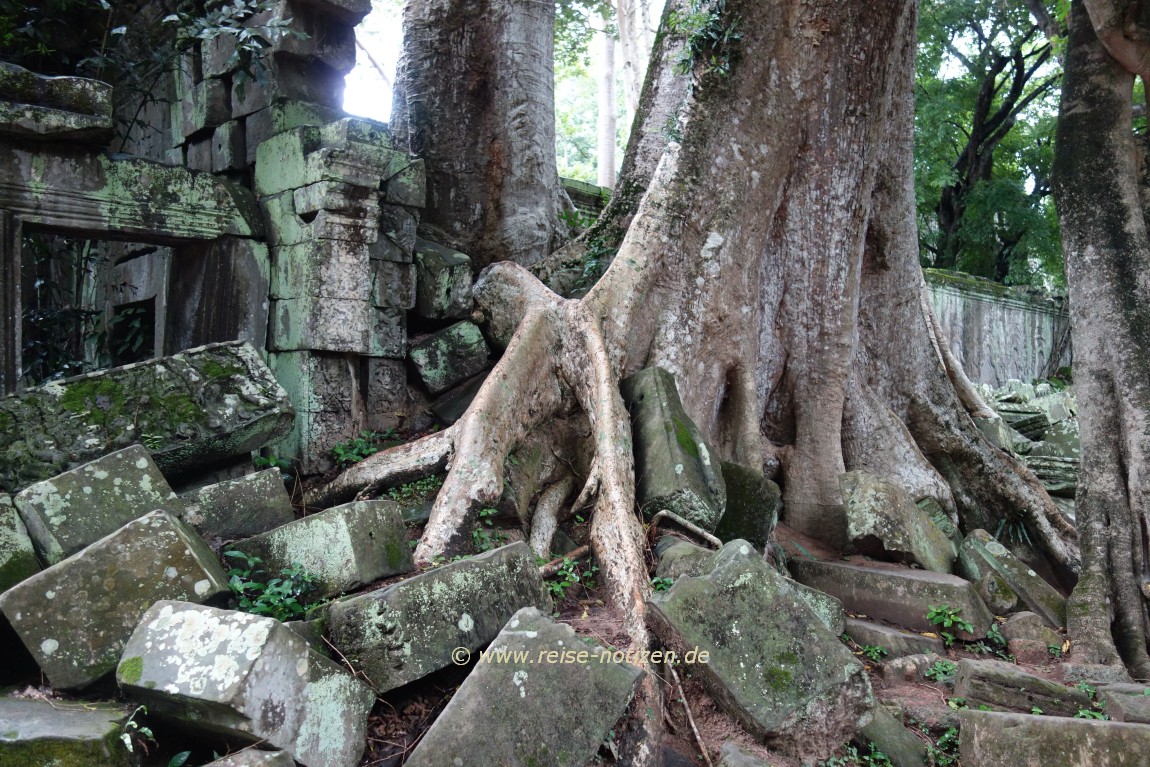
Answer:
[959,710,1150,766]
[843,618,945,659]
[788,558,993,639]
[954,658,1091,716]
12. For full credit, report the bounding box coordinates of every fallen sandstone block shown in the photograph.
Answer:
[118,600,374,767]
[0,698,136,766]
[959,709,1150,766]
[404,607,643,767]
[0,493,39,591]
[182,468,296,539]
[840,470,955,574]
[326,540,549,692]
[13,444,180,565]
[0,510,229,689]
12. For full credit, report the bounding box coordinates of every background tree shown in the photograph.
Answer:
[1053,0,1150,679]
[916,0,1064,285]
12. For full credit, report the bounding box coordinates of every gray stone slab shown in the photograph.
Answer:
[620,366,726,531]
[414,238,472,320]
[405,607,643,767]
[1098,684,1150,724]
[118,601,374,767]
[647,541,874,760]
[954,658,1091,716]
[860,705,929,767]
[0,493,39,591]
[788,558,993,639]
[0,342,294,495]
[14,444,180,565]
[184,469,295,539]
[408,321,491,395]
[841,471,956,574]
[0,101,113,142]
[229,499,413,598]
[958,529,1066,628]
[0,698,134,766]
[0,62,112,115]
[0,511,229,689]
[714,461,779,550]
[959,710,1150,766]
[327,540,549,692]
[844,618,945,659]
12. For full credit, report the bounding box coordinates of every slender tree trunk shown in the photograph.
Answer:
[1053,0,1150,678]
[390,0,566,269]
[597,28,618,189]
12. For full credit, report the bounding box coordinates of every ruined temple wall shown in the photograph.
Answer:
[925,269,1071,388]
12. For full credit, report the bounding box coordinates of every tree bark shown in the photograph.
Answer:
[1053,0,1150,678]
[390,0,567,269]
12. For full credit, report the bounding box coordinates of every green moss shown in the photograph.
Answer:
[672,416,700,460]
[118,655,143,684]
[385,537,404,571]
[762,666,793,691]
[200,360,243,379]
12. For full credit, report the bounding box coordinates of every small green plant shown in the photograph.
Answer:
[224,550,323,622]
[1047,643,1063,659]
[140,433,164,450]
[1075,680,1097,697]
[387,474,445,504]
[1031,706,1044,715]
[471,508,505,553]
[331,429,399,467]
[946,697,967,710]
[861,644,888,662]
[927,605,974,646]
[559,208,596,233]
[817,741,893,767]
[650,576,674,592]
[119,705,155,754]
[1075,708,1107,720]
[547,557,599,600]
[668,0,743,78]
[927,727,960,766]
[924,659,958,685]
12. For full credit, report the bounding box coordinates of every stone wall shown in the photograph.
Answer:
[925,269,1071,388]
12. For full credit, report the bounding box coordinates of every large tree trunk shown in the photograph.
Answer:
[316,0,1081,756]
[390,0,567,269]
[1053,0,1150,679]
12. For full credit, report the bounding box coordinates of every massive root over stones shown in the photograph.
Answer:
[308,0,1081,750]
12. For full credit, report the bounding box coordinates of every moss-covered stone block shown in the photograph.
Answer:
[414,238,473,319]
[204,750,296,766]
[647,540,874,760]
[620,366,726,531]
[118,601,374,767]
[0,62,112,115]
[958,529,1066,628]
[384,159,426,206]
[0,698,136,767]
[0,494,39,591]
[270,240,373,302]
[714,460,780,549]
[955,659,1092,716]
[13,445,179,565]
[0,511,229,689]
[183,469,295,539]
[405,607,643,767]
[844,618,945,659]
[841,471,956,574]
[860,705,929,767]
[408,321,491,395]
[0,342,294,495]
[326,541,550,692]
[229,500,413,599]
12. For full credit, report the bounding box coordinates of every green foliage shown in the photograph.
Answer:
[224,550,323,622]
[861,644,889,663]
[927,727,960,766]
[386,474,445,505]
[471,507,505,553]
[668,0,742,79]
[546,556,600,600]
[119,705,154,755]
[925,659,958,684]
[1075,708,1107,720]
[817,742,894,767]
[915,0,1064,287]
[650,576,674,592]
[332,429,400,468]
[927,605,975,646]
[1047,643,1063,658]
